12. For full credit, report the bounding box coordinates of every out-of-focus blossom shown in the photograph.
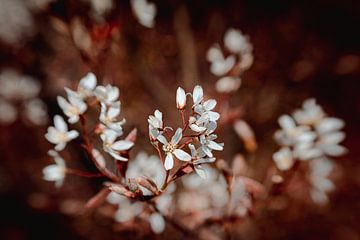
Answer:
[83,0,113,22]
[126,152,166,195]
[0,0,35,45]
[0,69,40,100]
[0,99,17,123]
[43,150,66,187]
[23,98,48,125]
[233,120,257,152]
[272,147,294,171]
[157,128,191,170]
[76,72,97,99]
[149,212,166,234]
[215,76,241,93]
[131,0,156,28]
[228,177,252,217]
[100,129,134,161]
[207,28,254,93]
[45,115,79,151]
[0,69,48,125]
[309,157,336,204]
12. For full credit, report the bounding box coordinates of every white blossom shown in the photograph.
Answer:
[45,115,79,151]
[131,0,156,28]
[77,72,97,99]
[224,28,253,55]
[157,128,191,170]
[206,45,236,76]
[100,129,134,161]
[215,76,241,93]
[43,150,66,187]
[23,98,48,125]
[148,109,163,140]
[273,147,294,171]
[99,102,125,134]
[188,144,215,179]
[94,84,120,106]
[57,89,87,124]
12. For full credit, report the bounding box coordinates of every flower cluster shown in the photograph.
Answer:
[273,98,346,204]
[43,72,134,186]
[273,98,347,171]
[0,69,48,125]
[206,28,254,93]
[148,85,223,178]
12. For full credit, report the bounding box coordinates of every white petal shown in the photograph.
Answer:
[157,135,168,145]
[111,140,134,151]
[66,130,79,140]
[171,128,182,145]
[210,55,236,76]
[203,99,217,111]
[207,141,223,151]
[321,144,347,157]
[79,72,97,90]
[192,85,203,105]
[173,149,191,161]
[149,213,166,234]
[109,151,128,161]
[207,111,220,121]
[278,115,296,130]
[190,124,206,132]
[206,45,223,62]
[316,117,345,134]
[164,153,174,170]
[55,142,66,151]
[54,115,68,132]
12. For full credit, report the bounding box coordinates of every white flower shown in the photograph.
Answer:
[43,150,66,187]
[206,45,236,76]
[188,144,215,179]
[224,28,252,54]
[131,0,156,28]
[77,72,97,99]
[94,84,119,106]
[215,76,241,93]
[100,129,134,161]
[199,133,224,158]
[292,98,325,125]
[149,212,166,234]
[157,128,191,170]
[176,87,186,110]
[273,147,294,171]
[112,194,144,222]
[57,89,87,124]
[99,102,125,134]
[45,115,79,151]
[193,99,220,123]
[0,69,40,100]
[148,110,163,140]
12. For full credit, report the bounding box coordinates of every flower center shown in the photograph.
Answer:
[163,143,175,153]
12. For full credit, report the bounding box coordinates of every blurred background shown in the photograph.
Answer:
[0,0,359,239]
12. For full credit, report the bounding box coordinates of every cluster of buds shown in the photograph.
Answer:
[148,85,223,178]
[206,28,254,93]
[0,69,48,125]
